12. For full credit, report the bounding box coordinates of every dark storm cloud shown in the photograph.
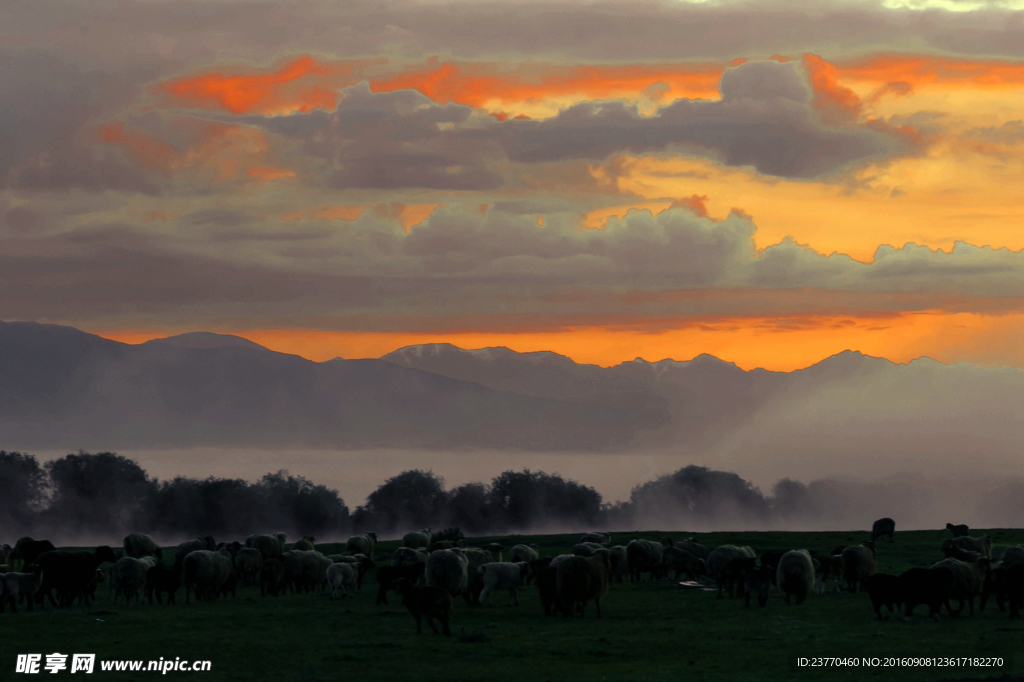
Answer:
[492,60,910,177]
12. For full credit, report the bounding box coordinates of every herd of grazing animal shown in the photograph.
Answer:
[3,518,1024,635]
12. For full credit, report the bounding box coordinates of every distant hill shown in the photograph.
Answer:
[4,322,1024,481]
[0,321,638,450]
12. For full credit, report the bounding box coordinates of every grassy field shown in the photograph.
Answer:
[5,528,1024,681]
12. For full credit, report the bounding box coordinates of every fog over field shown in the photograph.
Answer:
[28,447,1024,537]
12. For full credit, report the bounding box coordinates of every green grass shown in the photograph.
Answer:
[5,529,1024,681]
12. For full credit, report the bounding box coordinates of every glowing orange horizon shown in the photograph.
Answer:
[88,310,1024,373]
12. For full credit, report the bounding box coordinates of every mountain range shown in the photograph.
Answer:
[3,321,1023,481]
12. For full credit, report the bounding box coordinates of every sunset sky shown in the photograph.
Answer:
[5,0,1024,371]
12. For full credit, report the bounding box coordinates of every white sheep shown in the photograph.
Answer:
[403,528,432,549]
[549,554,576,569]
[326,563,358,600]
[626,539,664,581]
[424,548,469,598]
[112,556,156,605]
[951,535,993,559]
[246,533,287,560]
[608,546,630,583]
[579,532,611,546]
[346,533,377,559]
[776,550,816,605]
[391,547,429,567]
[1001,545,1024,564]
[508,544,539,563]
[183,550,233,603]
[1,571,44,612]
[841,542,877,593]
[477,562,530,606]
[570,542,606,557]
[123,533,161,560]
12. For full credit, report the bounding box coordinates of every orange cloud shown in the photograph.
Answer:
[100,119,282,182]
[247,165,295,182]
[369,60,724,115]
[156,56,368,115]
[671,194,709,217]
[280,205,366,222]
[802,54,862,123]
[838,54,1024,89]
[99,122,177,171]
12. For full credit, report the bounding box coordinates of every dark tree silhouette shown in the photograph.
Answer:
[0,451,47,531]
[256,471,349,535]
[444,483,493,534]
[353,469,448,533]
[627,465,769,524]
[45,451,156,534]
[489,469,603,530]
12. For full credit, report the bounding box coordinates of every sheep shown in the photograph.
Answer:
[933,556,989,616]
[112,556,157,605]
[146,564,182,605]
[870,517,896,543]
[282,550,331,594]
[291,536,316,552]
[556,550,610,619]
[233,548,262,586]
[12,538,56,569]
[175,537,216,568]
[626,539,664,581]
[707,545,756,598]
[1001,563,1024,619]
[123,533,161,560]
[840,542,876,593]
[424,548,469,600]
[744,564,773,607]
[375,563,426,606]
[508,544,539,564]
[946,523,970,538]
[403,528,432,549]
[549,554,575,569]
[34,546,118,608]
[608,546,630,584]
[570,542,606,557]
[331,555,375,589]
[1,571,43,612]
[579,532,611,546]
[663,547,707,581]
[536,565,560,616]
[947,535,993,559]
[678,538,710,562]
[1000,545,1024,564]
[327,562,358,600]
[865,573,900,620]
[346,533,377,559]
[183,550,233,603]
[462,547,499,606]
[776,550,815,605]
[260,558,286,597]
[940,539,983,563]
[247,534,286,560]
[478,562,530,606]
[392,578,452,636]
[815,555,843,594]
[391,547,429,568]
[898,567,955,622]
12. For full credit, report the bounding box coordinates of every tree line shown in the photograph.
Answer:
[0,449,918,541]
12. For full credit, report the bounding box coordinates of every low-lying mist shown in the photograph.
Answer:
[5,448,1022,546]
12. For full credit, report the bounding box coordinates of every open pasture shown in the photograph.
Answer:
[4,528,1024,681]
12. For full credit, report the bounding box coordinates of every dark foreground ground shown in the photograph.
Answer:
[4,528,1024,681]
